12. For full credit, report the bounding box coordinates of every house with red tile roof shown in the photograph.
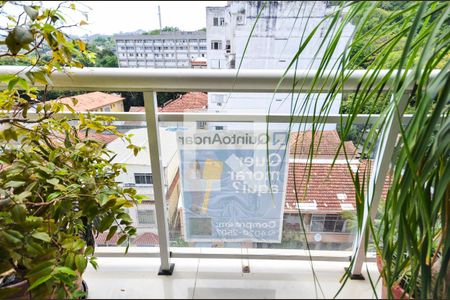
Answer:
[277,130,393,250]
[76,131,119,144]
[289,130,359,160]
[159,92,208,112]
[55,92,125,112]
[133,232,159,247]
[128,92,208,114]
[125,92,208,128]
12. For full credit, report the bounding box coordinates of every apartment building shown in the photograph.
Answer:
[205,1,354,130]
[114,31,207,68]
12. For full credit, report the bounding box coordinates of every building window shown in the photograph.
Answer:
[213,17,225,26]
[236,15,244,25]
[310,214,347,233]
[197,121,207,129]
[134,173,153,185]
[212,94,225,105]
[211,40,222,50]
[215,126,224,130]
[137,209,156,225]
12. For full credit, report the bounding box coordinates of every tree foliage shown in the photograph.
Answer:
[144,26,180,35]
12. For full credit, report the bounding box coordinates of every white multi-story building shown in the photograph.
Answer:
[206,1,354,130]
[114,31,207,68]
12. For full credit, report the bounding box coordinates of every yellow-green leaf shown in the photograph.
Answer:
[32,232,51,242]
[75,254,87,274]
[46,178,59,186]
[28,275,52,291]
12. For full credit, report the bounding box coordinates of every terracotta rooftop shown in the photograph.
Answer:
[55,92,124,112]
[285,160,391,213]
[49,131,119,147]
[290,130,358,160]
[95,232,122,246]
[285,131,382,213]
[133,232,159,246]
[285,162,361,213]
[191,61,207,66]
[159,92,208,112]
[76,131,119,144]
[129,106,145,112]
[95,231,159,246]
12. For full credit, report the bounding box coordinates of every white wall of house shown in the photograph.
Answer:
[106,128,179,233]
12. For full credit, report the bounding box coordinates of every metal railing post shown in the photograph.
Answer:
[143,91,174,275]
[350,95,409,278]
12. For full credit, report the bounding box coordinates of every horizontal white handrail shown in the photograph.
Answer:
[157,112,414,124]
[93,247,377,262]
[0,66,438,92]
[10,111,415,124]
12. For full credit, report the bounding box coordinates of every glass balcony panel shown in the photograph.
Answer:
[156,119,372,253]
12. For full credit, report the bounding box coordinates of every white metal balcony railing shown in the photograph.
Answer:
[0,66,429,277]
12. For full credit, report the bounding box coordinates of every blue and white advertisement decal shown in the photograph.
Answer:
[177,130,289,243]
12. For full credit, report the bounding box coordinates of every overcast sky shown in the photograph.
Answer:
[72,1,228,36]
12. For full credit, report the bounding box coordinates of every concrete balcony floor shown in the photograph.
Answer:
[83,257,380,299]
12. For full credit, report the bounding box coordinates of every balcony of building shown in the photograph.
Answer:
[0,66,427,299]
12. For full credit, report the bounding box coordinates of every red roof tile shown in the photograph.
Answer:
[133,232,159,246]
[76,131,119,144]
[290,130,358,159]
[95,232,123,246]
[285,162,361,213]
[49,131,119,147]
[129,106,145,112]
[55,92,124,112]
[159,92,208,112]
[285,160,391,213]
